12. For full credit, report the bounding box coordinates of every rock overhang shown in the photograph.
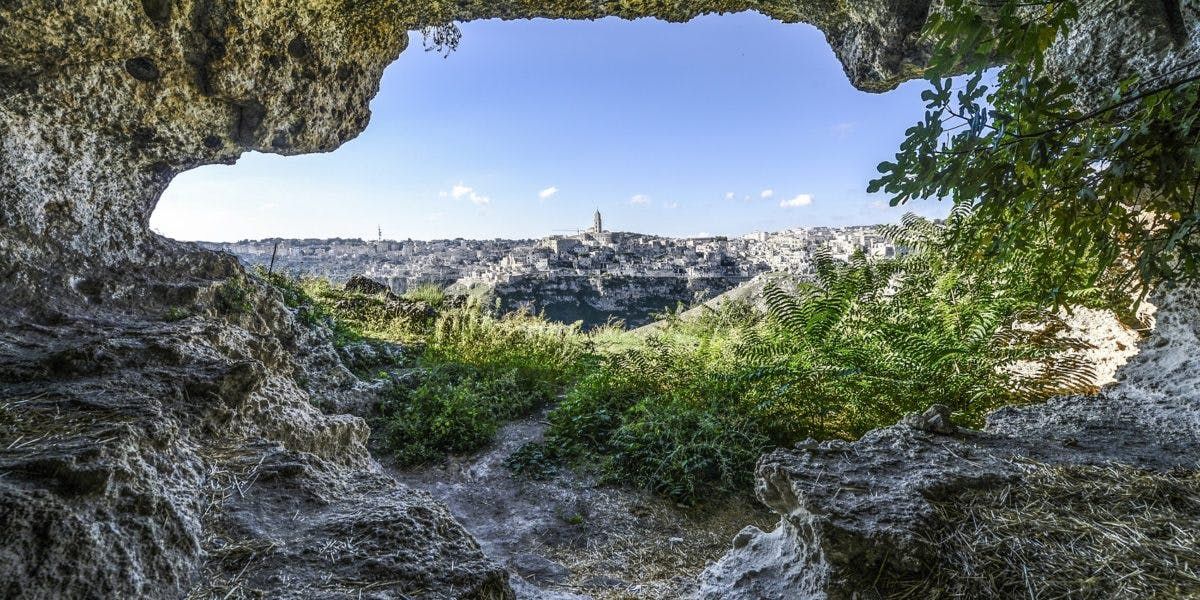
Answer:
[0,0,936,267]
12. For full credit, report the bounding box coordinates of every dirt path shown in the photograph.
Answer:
[385,407,773,600]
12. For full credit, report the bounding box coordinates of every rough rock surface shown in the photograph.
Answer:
[698,286,1200,599]
[0,0,518,596]
[1047,0,1200,103]
[2,0,1198,598]
[0,253,511,598]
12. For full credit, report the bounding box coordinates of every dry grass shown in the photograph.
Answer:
[891,462,1200,599]
[542,496,776,600]
[0,393,131,453]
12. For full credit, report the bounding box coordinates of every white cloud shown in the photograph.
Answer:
[539,186,559,200]
[450,183,473,199]
[447,183,491,206]
[664,201,680,209]
[725,192,735,201]
[760,189,775,199]
[831,121,857,138]
[780,194,814,208]
[630,194,651,205]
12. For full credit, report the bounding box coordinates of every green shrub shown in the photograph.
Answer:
[605,399,771,503]
[424,305,586,393]
[379,366,514,465]
[545,369,647,453]
[527,217,1104,504]
[163,306,192,322]
[402,283,447,307]
[504,441,561,480]
[214,278,253,314]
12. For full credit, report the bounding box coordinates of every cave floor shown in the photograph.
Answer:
[383,406,773,600]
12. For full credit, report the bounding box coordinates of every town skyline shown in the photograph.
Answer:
[205,218,899,328]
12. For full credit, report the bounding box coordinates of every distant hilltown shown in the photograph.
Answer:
[203,213,899,328]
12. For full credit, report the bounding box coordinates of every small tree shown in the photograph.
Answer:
[869,0,1200,305]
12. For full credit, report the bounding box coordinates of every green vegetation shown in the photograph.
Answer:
[214,277,254,315]
[255,0,1195,504]
[380,306,586,464]
[257,270,586,465]
[259,216,1106,504]
[871,0,1200,303]
[402,282,447,307]
[513,217,1098,503]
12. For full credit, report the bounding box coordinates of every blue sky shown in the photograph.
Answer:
[152,12,948,242]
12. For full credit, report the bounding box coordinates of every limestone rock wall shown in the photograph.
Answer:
[1,0,411,267]
[0,251,512,598]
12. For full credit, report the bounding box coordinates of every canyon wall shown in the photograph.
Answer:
[489,274,752,328]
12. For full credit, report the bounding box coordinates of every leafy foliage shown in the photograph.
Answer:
[373,304,586,465]
[533,217,1102,503]
[259,272,587,465]
[214,277,254,315]
[262,216,1109,502]
[380,366,531,465]
[870,0,1200,303]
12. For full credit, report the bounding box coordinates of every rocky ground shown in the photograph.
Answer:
[386,405,774,600]
[0,250,511,599]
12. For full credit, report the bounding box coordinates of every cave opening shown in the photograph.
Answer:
[141,14,948,595]
[150,13,946,331]
[7,1,1199,598]
[151,13,941,245]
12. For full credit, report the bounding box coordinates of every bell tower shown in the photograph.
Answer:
[593,210,603,233]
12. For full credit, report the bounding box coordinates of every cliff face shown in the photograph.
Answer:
[491,274,752,328]
[0,250,513,598]
[2,0,1198,598]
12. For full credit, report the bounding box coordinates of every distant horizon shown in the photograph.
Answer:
[152,14,950,243]
[194,217,892,245]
